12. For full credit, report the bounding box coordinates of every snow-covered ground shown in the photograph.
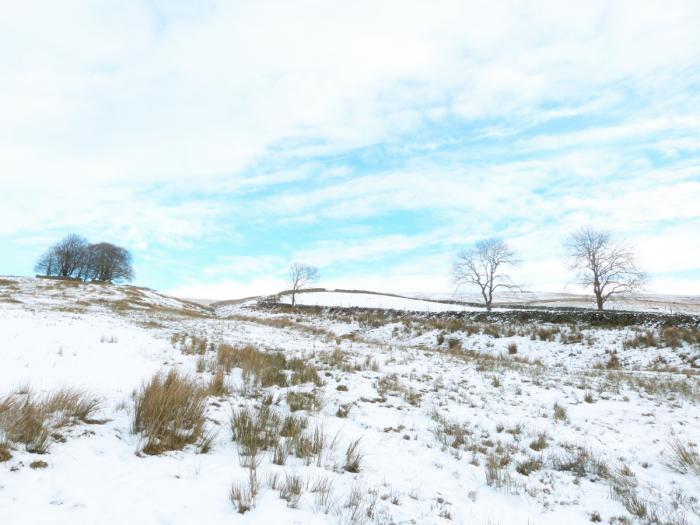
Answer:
[410,291,700,315]
[1,276,700,525]
[278,291,485,312]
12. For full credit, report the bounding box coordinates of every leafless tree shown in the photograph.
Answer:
[81,243,134,283]
[34,234,88,278]
[452,238,520,311]
[34,249,58,276]
[288,263,319,306]
[564,227,647,311]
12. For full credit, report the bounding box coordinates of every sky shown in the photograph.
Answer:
[1,0,700,300]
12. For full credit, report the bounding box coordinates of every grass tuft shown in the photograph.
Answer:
[343,438,363,473]
[668,437,700,476]
[0,387,101,454]
[131,370,207,455]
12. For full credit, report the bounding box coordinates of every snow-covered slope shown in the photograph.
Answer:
[411,290,700,314]
[0,276,210,317]
[279,290,484,312]
[1,276,699,525]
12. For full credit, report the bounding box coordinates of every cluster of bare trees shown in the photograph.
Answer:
[453,227,647,311]
[35,234,134,283]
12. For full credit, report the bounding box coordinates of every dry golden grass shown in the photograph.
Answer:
[207,368,230,397]
[229,405,282,457]
[0,440,12,462]
[217,344,321,388]
[343,438,363,473]
[172,333,209,355]
[287,390,323,412]
[131,370,207,455]
[0,387,101,454]
[668,437,700,476]
[230,469,258,514]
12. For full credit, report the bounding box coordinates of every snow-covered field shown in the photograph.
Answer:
[2,276,700,525]
[409,291,700,315]
[270,289,700,315]
[278,291,484,312]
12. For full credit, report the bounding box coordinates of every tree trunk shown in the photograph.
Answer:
[291,291,296,307]
[595,293,604,311]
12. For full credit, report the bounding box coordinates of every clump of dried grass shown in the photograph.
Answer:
[217,344,321,387]
[668,437,700,476]
[0,387,101,454]
[229,405,282,458]
[131,370,207,455]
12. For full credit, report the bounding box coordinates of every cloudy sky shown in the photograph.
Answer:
[2,1,700,299]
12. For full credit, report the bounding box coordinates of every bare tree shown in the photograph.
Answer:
[82,243,134,283]
[34,248,58,276]
[452,238,520,311]
[34,234,89,278]
[288,263,319,306]
[564,227,647,311]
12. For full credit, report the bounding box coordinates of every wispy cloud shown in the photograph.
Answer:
[2,1,699,296]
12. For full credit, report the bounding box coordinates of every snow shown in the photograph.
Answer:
[279,291,486,312]
[1,276,699,525]
[412,291,700,315]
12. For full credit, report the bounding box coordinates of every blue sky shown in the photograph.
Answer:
[2,0,700,299]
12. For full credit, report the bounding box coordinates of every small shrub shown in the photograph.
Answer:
[507,342,518,355]
[132,370,207,455]
[0,441,12,462]
[291,426,326,465]
[336,403,351,418]
[550,446,610,480]
[344,438,363,473]
[668,437,700,476]
[485,450,512,488]
[273,443,289,465]
[606,354,621,370]
[279,473,305,508]
[178,334,209,355]
[287,390,323,412]
[447,338,462,353]
[230,470,258,514]
[229,405,281,457]
[484,324,502,338]
[516,457,542,476]
[553,402,568,422]
[207,368,230,397]
[623,331,658,349]
[535,327,556,341]
[0,387,100,454]
[529,432,548,451]
[217,344,321,387]
[279,414,307,438]
[309,476,334,508]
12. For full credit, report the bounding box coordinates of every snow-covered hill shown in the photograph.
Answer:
[1,276,699,525]
[278,290,484,312]
[271,288,700,315]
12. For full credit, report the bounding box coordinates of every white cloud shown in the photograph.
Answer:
[1,0,699,296]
